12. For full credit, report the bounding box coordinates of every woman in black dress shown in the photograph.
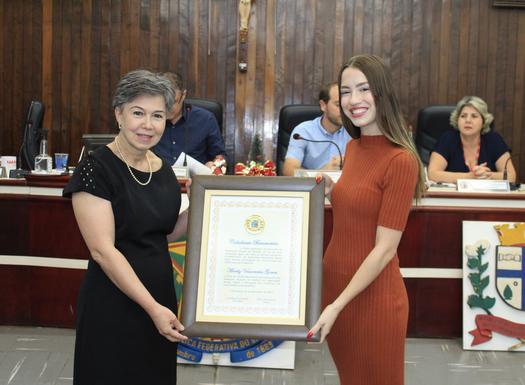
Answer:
[64,70,188,385]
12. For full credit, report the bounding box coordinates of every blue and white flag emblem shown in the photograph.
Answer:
[495,246,525,311]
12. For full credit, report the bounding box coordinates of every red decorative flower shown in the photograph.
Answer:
[234,162,246,175]
[234,160,276,176]
[210,155,227,176]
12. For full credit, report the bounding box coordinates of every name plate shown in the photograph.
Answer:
[172,166,189,179]
[294,169,342,183]
[457,179,510,193]
[30,170,69,176]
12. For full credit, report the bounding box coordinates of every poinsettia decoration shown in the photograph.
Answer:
[233,134,276,176]
[234,160,276,176]
[210,155,227,175]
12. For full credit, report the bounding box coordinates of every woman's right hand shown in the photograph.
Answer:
[185,178,192,199]
[149,303,188,342]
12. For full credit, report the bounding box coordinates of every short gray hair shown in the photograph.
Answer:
[112,70,175,112]
[450,96,494,134]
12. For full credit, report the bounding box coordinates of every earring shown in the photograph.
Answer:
[119,123,123,130]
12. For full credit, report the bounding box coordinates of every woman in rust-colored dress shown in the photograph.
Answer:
[308,55,426,385]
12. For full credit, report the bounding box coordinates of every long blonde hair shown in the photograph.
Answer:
[338,54,426,199]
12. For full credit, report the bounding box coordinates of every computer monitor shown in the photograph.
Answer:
[79,134,116,161]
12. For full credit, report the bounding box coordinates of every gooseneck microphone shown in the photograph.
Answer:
[293,133,343,170]
[182,104,192,167]
[17,120,31,170]
[502,156,511,181]
[183,124,188,167]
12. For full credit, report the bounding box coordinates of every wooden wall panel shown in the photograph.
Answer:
[0,0,524,180]
[0,1,42,158]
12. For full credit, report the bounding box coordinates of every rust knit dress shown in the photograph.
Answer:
[323,135,418,385]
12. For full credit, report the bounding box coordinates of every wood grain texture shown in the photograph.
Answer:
[0,0,524,179]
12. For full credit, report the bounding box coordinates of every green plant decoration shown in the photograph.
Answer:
[466,241,496,315]
[248,133,264,163]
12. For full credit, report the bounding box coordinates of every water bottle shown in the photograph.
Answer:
[34,130,52,173]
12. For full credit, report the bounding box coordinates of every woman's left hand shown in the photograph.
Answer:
[315,173,335,200]
[149,303,188,343]
[307,303,341,343]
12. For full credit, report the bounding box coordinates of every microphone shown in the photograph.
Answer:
[502,156,521,190]
[18,121,30,169]
[293,133,343,170]
[503,156,511,181]
[182,104,192,167]
[183,133,187,167]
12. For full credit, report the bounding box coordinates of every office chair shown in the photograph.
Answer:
[185,97,223,135]
[276,104,322,175]
[21,101,45,170]
[415,105,455,166]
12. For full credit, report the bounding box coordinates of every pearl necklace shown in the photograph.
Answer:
[114,137,153,186]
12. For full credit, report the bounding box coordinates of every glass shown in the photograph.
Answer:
[54,153,69,171]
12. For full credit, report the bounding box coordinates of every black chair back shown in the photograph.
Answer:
[21,101,45,170]
[185,97,223,135]
[276,104,322,175]
[415,105,455,165]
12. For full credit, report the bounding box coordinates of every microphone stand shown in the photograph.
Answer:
[183,125,188,167]
[293,133,343,170]
[182,104,192,167]
[11,122,32,178]
[503,156,520,190]
[502,157,510,181]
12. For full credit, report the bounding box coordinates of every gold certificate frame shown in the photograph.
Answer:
[181,175,324,341]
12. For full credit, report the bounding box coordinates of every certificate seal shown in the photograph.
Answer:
[244,214,265,234]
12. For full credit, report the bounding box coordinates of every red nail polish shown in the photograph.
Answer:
[315,175,321,184]
[307,331,313,339]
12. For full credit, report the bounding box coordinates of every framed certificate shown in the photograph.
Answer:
[181,176,324,341]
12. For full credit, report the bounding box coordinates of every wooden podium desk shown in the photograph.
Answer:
[1,178,524,337]
[0,175,189,328]
[0,175,85,327]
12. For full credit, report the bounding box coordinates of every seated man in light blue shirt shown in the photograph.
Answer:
[283,82,351,176]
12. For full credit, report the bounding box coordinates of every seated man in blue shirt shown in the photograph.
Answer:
[154,72,226,167]
[282,82,351,176]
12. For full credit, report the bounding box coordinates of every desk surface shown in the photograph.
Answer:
[2,177,524,201]
[0,175,190,195]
